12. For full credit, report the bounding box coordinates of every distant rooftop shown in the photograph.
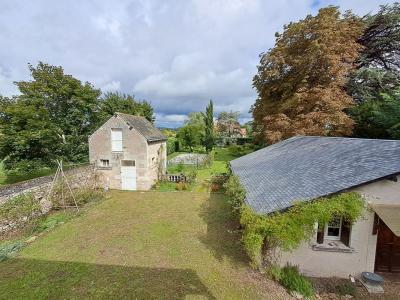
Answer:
[230,136,400,214]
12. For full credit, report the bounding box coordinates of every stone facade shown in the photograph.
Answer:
[88,114,167,190]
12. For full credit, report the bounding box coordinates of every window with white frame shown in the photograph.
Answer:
[100,159,110,167]
[324,216,342,240]
[111,128,123,152]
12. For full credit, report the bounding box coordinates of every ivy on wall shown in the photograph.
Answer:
[224,175,366,267]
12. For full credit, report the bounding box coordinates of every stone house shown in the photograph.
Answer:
[89,113,167,190]
[231,136,400,278]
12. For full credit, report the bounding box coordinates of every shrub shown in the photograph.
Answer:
[210,174,228,192]
[278,264,314,298]
[0,241,24,262]
[175,181,187,191]
[223,175,246,214]
[228,144,243,157]
[186,169,197,183]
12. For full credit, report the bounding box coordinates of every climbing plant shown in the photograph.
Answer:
[224,175,365,267]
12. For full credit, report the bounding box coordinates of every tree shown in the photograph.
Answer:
[202,100,214,152]
[177,125,201,152]
[0,96,60,171]
[14,62,101,163]
[350,89,400,139]
[216,111,240,137]
[348,3,400,138]
[99,92,155,124]
[252,7,364,144]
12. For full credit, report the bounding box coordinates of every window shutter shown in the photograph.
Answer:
[340,220,351,246]
[317,223,324,244]
[111,129,123,152]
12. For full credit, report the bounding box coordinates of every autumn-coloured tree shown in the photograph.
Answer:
[252,7,364,144]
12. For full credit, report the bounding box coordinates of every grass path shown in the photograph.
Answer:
[0,191,289,299]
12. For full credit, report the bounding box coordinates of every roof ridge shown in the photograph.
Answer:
[300,135,400,143]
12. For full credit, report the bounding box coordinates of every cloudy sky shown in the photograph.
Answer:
[0,0,394,127]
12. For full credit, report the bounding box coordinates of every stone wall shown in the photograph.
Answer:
[0,165,97,205]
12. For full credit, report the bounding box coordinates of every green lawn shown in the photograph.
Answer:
[0,191,288,299]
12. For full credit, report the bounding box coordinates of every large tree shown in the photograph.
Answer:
[252,7,364,144]
[98,92,155,124]
[1,63,101,170]
[14,62,101,163]
[0,96,60,172]
[202,100,214,152]
[348,3,400,139]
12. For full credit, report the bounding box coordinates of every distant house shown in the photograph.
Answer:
[89,113,167,190]
[230,136,400,278]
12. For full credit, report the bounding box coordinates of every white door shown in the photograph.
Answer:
[121,160,136,190]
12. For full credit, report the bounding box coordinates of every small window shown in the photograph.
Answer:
[121,160,135,167]
[100,159,110,167]
[325,216,342,240]
[111,128,123,152]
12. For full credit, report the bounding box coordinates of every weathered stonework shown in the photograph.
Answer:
[0,165,96,205]
[89,114,167,190]
[0,165,99,234]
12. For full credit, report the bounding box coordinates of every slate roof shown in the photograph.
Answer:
[116,113,166,142]
[230,136,400,214]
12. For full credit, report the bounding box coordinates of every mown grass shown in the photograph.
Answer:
[0,191,288,299]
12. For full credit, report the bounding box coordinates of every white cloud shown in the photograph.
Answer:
[101,80,121,92]
[0,0,394,126]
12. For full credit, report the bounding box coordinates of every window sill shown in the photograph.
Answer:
[97,166,112,170]
[312,241,354,253]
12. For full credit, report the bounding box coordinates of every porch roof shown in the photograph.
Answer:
[371,203,400,237]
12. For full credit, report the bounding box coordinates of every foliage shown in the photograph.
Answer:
[0,96,61,171]
[210,174,228,192]
[0,63,156,173]
[350,90,400,139]
[33,212,74,234]
[357,3,400,72]
[252,7,364,144]
[98,92,155,123]
[348,3,400,139]
[335,282,356,296]
[276,264,314,298]
[203,100,215,152]
[0,241,24,262]
[224,174,365,267]
[175,181,188,191]
[176,125,202,152]
[223,175,246,215]
[166,137,177,155]
[216,111,240,137]
[0,194,41,231]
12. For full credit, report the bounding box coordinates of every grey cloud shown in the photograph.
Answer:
[0,0,393,127]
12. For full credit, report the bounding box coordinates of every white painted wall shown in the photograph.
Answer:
[279,176,400,278]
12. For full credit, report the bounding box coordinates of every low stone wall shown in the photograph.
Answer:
[0,165,97,205]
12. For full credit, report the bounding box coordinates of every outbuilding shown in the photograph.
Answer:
[230,136,400,278]
[89,113,167,190]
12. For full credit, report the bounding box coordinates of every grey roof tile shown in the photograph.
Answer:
[230,136,400,214]
[116,113,166,142]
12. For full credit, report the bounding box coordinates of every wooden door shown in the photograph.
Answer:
[375,219,400,273]
[121,165,136,190]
